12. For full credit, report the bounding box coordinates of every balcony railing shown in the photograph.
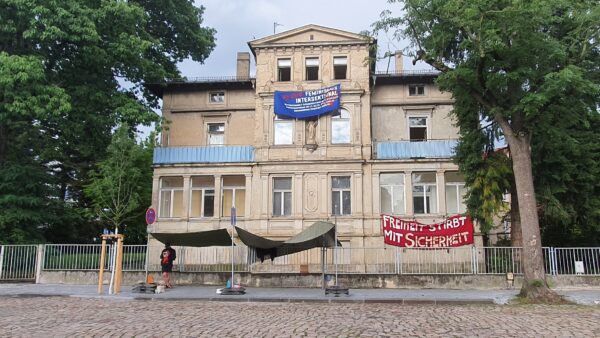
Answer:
[153,146,255,165]
[375,140,458,159]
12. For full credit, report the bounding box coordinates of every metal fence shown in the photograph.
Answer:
[2,244,600,281]
[0,245,39,281]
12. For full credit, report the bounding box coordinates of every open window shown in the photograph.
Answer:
[305,57,319,81]
[190,176,214,218]
[408,116,427,141]
[333,56,347,80]
[412,172,437,214]
[278,58,291,82]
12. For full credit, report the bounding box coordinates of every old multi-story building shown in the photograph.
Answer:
[148,25,472,257]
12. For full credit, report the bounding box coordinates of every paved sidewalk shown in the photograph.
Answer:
[2,283,600,305]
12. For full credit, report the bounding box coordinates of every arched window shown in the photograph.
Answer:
[331,108,350,144]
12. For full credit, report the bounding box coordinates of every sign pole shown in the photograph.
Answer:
[231,206,236,288]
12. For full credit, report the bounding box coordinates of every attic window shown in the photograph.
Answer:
[305,57,319,81]
[278,58,291,82]
[409,85,425,96]
[333,56,347,80]
[309,34,314,40]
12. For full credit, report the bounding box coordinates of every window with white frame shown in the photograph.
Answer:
[331,108,350,144]
[278,58,291,82]
[274,114,293,145]
[272,177,292,216]
[305,57,319,81]
[333,56,347,80]
[380,173,405,214]
[409,84,425,96]
[408,116,428,141]
[445,172,467,214]
[207,123,225,145]
[222,176,245,217]
[209,91,225,103]
[412,172,438,214]
[190,176,214,217]
[159,177,184,218]
[332,176,351,215]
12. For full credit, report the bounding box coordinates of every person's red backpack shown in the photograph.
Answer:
[161,251,170,265]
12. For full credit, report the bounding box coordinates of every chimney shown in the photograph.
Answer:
[236,52,250,79]
[394,51,403,73]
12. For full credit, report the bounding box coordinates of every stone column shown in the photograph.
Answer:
[213,175,221,219]
[182,175,191,220]
[436,170,446,215]
[405,171,413,216]
[245,174,252,219]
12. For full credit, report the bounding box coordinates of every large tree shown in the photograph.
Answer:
[374,0,599,301]
[0,0,215,243]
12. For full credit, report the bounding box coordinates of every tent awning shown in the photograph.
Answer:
[151,228,233,247]
[236,221,340,261]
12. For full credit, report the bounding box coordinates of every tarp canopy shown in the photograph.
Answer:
[150,221,340,261]
[236,221,340,261]
[152,228,233,247]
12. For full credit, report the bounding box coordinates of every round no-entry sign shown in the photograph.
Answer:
[145,207,156,225]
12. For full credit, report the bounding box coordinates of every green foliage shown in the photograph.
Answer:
[373,0,600,246]
[0,1,215,243]
[84,125,153,242]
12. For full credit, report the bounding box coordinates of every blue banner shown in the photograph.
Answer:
[274,84,340,119]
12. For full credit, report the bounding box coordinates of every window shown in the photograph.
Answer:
[159,177,184,218]
[412,172,437,214]
[207,123,225,145]
[409,116,427,141]
[305,57,319,81]
[331,109,350,144]
[445,172,467,214]
[409,85,425,96]
[278,58,291,82]
[332,176,351,215]
[273,177,292,216]
[190,176,214,217]
[333,56,347,80]
[274,115,293,145]
[380,173,405,214]
[222,176,245,217]
[209,92,225,103]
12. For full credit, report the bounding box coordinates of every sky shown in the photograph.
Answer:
[177,0,425,78]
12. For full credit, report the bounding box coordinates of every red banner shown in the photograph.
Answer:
[381,214,474,248]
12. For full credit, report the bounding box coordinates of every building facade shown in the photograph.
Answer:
[148,25,476,253]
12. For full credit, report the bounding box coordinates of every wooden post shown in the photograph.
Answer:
[98,237,107,294]
[115,235,124,293]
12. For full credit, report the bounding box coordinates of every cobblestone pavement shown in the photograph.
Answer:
[1,297,600,337]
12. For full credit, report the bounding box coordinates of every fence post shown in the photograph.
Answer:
[0,245,4,279]
[35,244,44,284]
[179,246,186,272]
[550,247,558,276]
[471,246,478,274]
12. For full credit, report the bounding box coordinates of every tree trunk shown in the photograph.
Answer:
[506,134,563,302]
[510,181,522,247]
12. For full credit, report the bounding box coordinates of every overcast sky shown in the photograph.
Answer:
[178,0,425,78]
